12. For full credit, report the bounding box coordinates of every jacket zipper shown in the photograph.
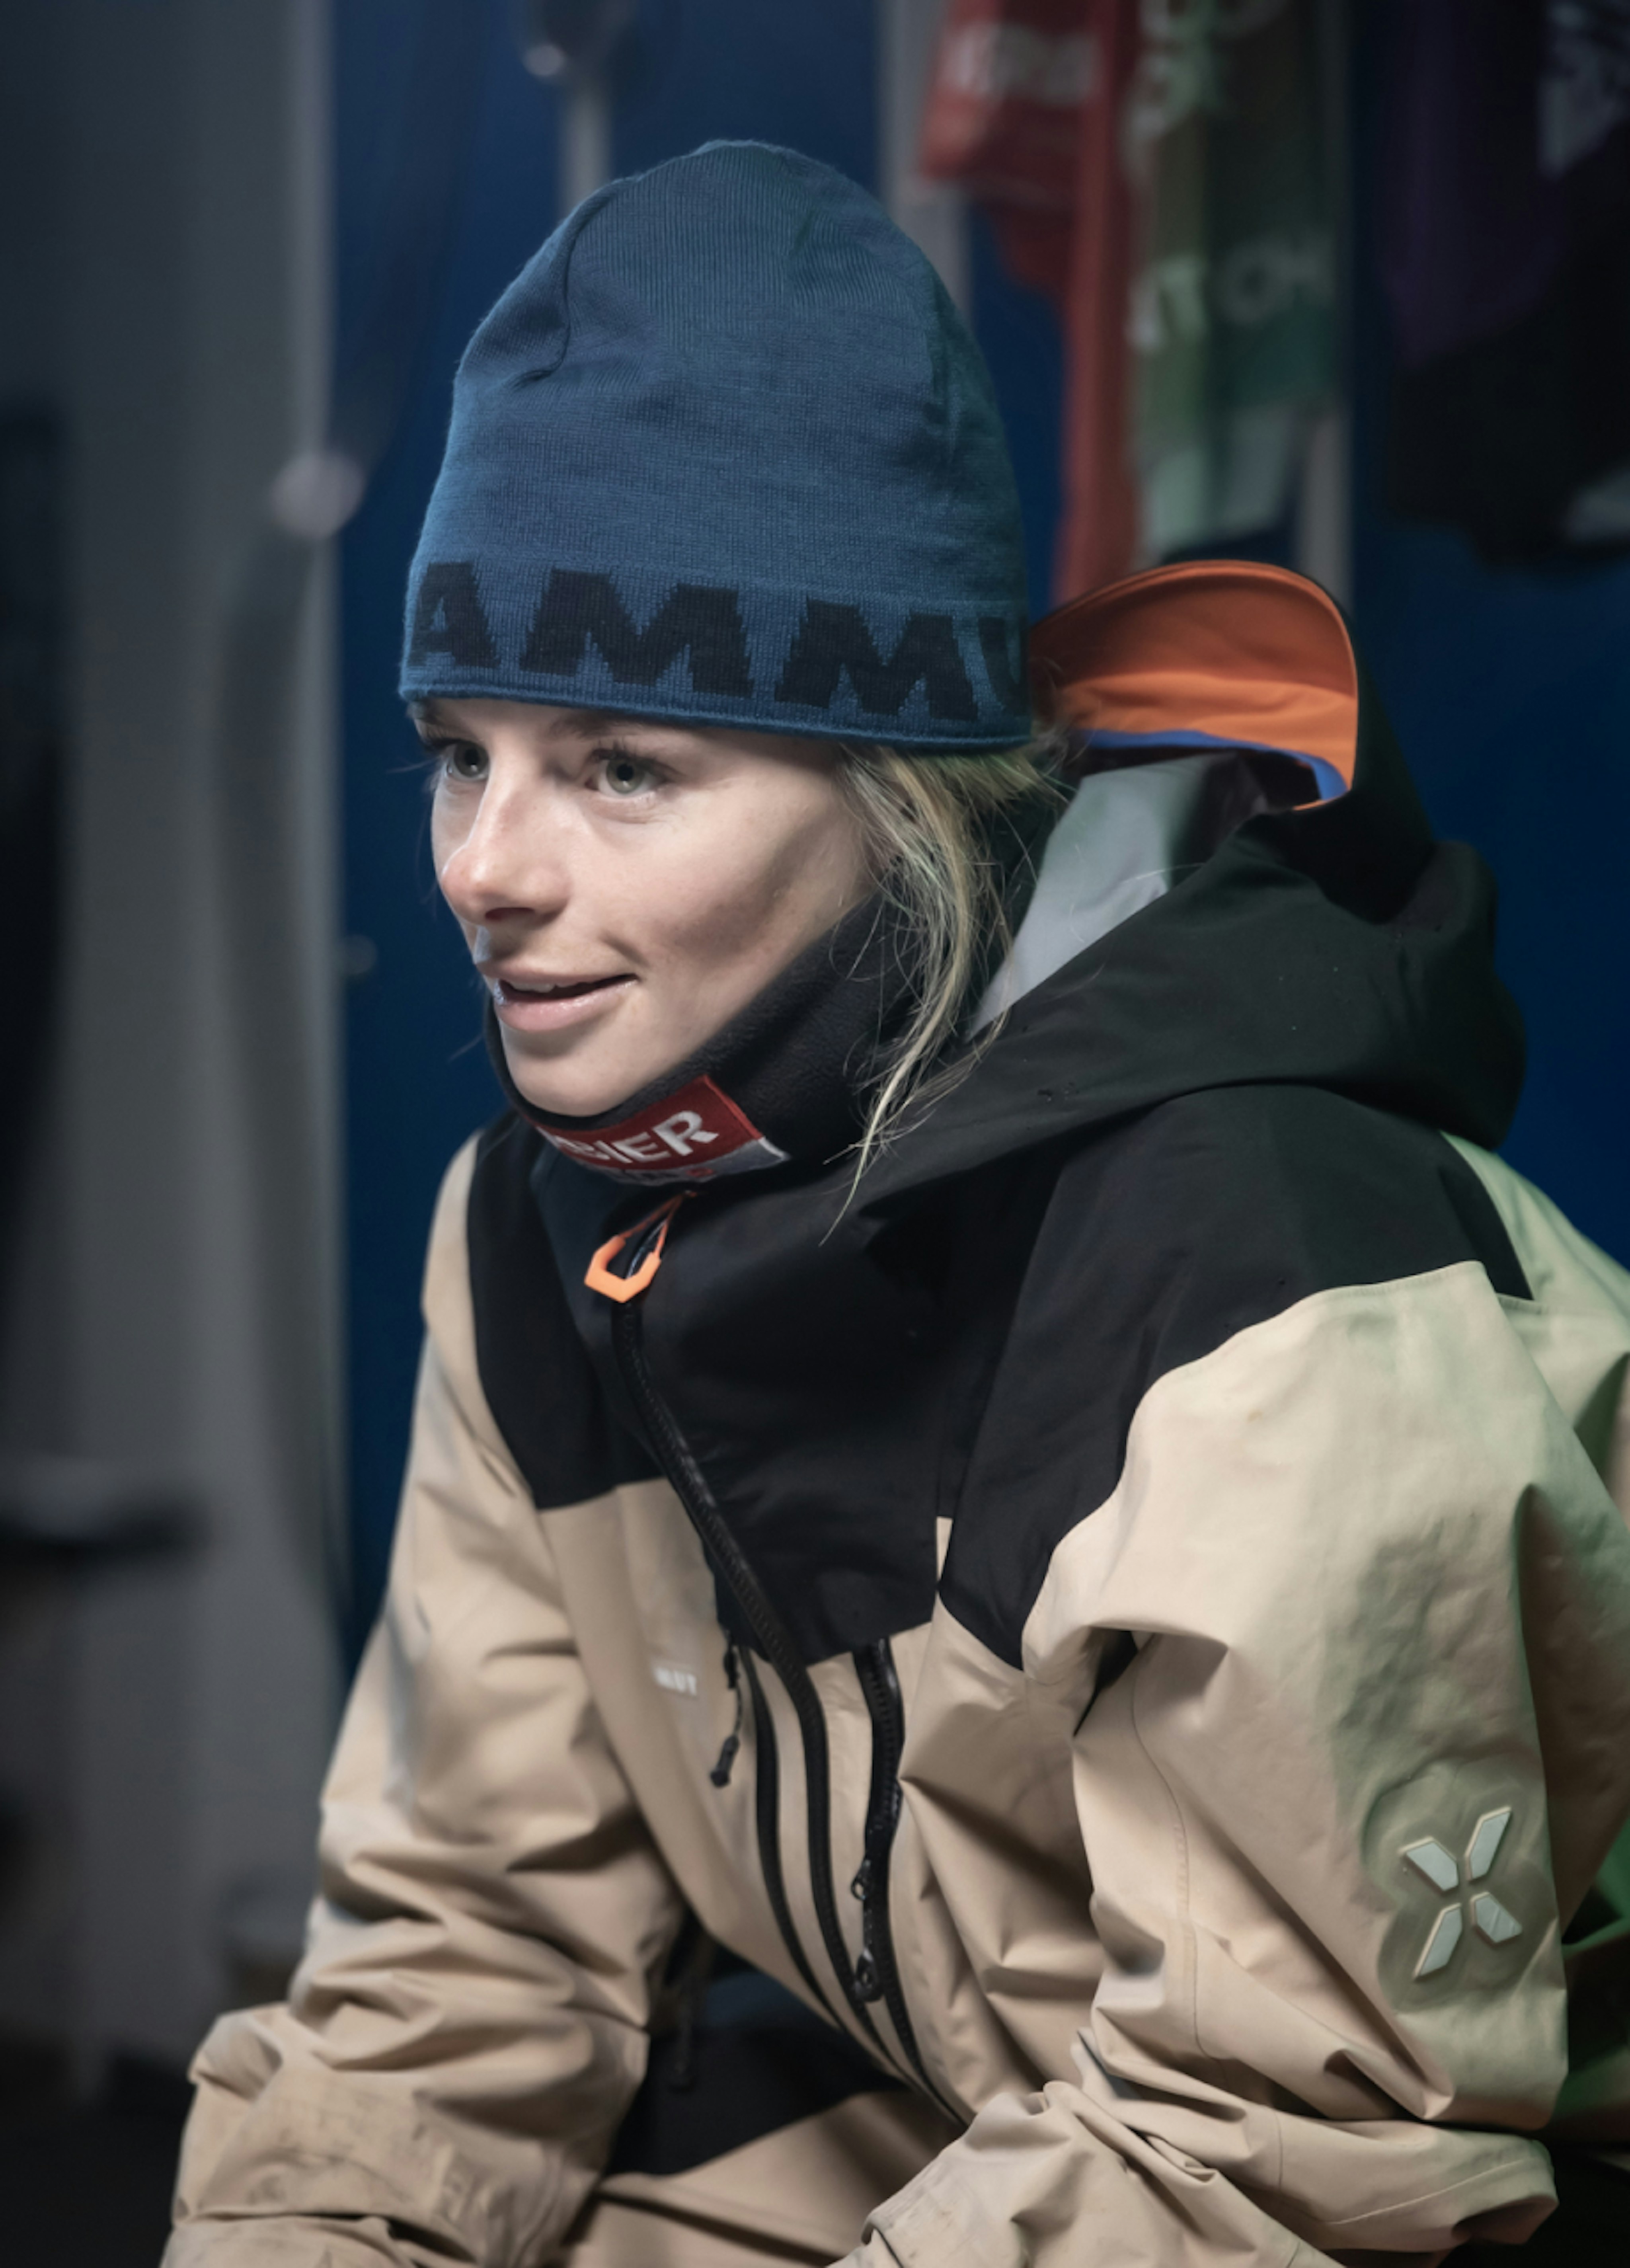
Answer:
[607,1279,957,2104]
[850,1636,938,2103]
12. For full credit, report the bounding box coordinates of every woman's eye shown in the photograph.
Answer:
[598,750,659,798]
[420,738,486,784]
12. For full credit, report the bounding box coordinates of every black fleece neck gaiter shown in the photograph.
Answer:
[483,892,918,1185]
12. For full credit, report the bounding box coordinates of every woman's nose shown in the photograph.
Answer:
[437,777,568,929]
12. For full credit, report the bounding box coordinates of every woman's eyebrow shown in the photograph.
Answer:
[543,708,646,740]
[406,701,652,742]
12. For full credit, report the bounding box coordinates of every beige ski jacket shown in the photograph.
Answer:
[168,566,1630,2267]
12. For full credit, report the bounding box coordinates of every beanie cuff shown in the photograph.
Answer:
[400,556,1031,751]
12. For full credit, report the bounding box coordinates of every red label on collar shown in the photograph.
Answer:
[539,1075,789,1181]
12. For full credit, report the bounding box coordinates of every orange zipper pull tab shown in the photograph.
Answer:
[585,1192,686,1303]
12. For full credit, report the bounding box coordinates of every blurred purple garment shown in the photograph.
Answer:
[1381,0,1562,370]
[1381,0,1630,560]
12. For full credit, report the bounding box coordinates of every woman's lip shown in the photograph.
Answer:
[491,974,635,1033]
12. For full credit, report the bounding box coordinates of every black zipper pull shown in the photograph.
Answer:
[850,1856,883,2003]
[665,1925,712,2094]
[710,1640,744,1787]
[669,1982,700,2091]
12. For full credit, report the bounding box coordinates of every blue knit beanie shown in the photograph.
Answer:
[400,141,1029,750]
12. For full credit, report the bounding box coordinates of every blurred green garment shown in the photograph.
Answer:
[1127,0,1337,559]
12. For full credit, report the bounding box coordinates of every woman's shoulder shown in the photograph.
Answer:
[1051,1081,1528,1317]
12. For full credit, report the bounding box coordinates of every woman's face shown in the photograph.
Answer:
[421,697,873,1118]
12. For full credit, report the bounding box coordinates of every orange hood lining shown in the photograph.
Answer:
[1028,560,1359,796]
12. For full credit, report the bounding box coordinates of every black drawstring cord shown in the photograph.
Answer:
[710,1640,743,1786]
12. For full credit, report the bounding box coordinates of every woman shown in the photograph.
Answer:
[168,144,1630,2267]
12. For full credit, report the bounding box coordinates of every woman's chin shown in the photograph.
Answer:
[503,1043,667,1125]
[509,1069,632,1122]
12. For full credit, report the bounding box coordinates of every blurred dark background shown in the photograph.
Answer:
[0,2,1626,2259]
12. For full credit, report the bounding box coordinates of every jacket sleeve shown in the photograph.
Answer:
[850,1256,1630,2268]
[166,1138,686,2268]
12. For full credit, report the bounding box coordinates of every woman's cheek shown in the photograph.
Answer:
[647,852,792,971]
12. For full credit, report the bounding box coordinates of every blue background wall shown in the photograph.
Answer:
[336,0,1629,1648]
[1353,489,1630,1268]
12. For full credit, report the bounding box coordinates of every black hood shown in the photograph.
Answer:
[853,562,1523,1217]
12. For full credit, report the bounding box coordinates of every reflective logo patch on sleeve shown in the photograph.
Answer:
[1400,1810,1521,1978]
[1366,1771,1548,2007]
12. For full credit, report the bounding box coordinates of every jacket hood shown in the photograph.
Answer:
[856,559,1524,1213]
